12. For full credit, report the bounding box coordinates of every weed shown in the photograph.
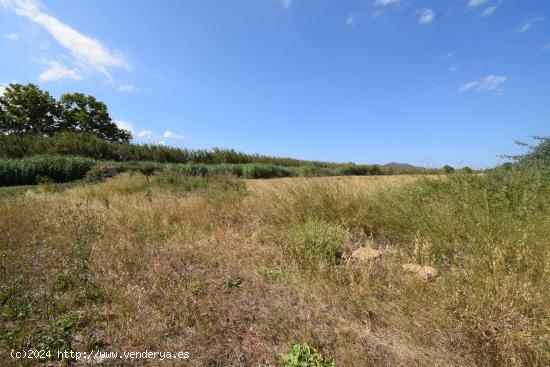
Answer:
[185,281,202,295]
[261,266,284,284]
[289,218,346,265]
[282,344,335,367]
[223,275,243,290]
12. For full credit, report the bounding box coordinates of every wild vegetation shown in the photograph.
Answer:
[0,84,456,184]
[0,84,131,143]
[0,132,428,175]
[0,155,96,186]
[0,156,386,186]
[0,138,547,366]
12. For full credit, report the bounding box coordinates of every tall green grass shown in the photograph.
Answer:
[0,155,425,187]
[265,167,549,365]
[0,155,96,186]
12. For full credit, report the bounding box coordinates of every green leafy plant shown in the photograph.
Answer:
[222,275,243,290]
[282,344,335,367]
[0,155,96,186]
[289,218,345,265]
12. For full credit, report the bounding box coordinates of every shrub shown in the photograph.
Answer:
[242,164,295,179]
[335,164,384,176]
[282,344,335,367]
[0,155,96,186]
[299,166,334,177]
[442,165,455,174]
[289,218,345,264]
[85,161,162,182]
[85,164,125,182]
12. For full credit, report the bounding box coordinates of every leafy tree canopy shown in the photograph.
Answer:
[0,83,131,143]
[60,93,131,143]
[0,83,63,136]
[443,165,455,174]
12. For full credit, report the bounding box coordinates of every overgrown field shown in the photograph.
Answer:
[0,155,389,186]
[0,164,548,366]
[1,133,426,174]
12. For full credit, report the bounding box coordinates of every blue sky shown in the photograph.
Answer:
[1,0,549,168]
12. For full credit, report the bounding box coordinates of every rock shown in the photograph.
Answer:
[351,247,382,262]
[402,263,438,282]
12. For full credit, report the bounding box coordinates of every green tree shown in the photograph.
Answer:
[60,93,131,143]
[442,165,455,174]
[0,83,64,135]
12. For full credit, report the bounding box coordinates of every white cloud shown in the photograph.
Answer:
[448,66,459,72]
[458,81,478,92]
[418,9,435,25]
[518,23,532,33]
[374,0,400,6]
[39,60,83,81]
[5,32,19,40]
[481,6,497,17]
[346,16,356,26]
[1,0,128,76]
[441,52,454,60]
[136,130,154,138]
[0,81,17,95]
[281,0,291,9]
[115,120,134,133]
[118,83,137,92]
[458,75,507,93]
[157,141,166,146]
[468,0,489,7]
[518,17,544,33]
[544,42,550,50]
[163,131,185,140]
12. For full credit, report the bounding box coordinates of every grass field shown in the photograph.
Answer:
[0,170,548,366]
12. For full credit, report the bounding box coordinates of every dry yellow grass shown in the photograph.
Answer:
[246,174,420,194]
[1,172,547,366]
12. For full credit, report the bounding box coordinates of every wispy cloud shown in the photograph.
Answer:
[39,60,83,81]
[374,0,400,6]
[113,123,157,140]
[518,23,532,33]
[4,32,19,40]
[418,9,435,25]
[346,15,356,26]
[481,6,497,17]
[136,130,154,138]
[118,83,137,93]
[0,83,9,95]
[281,0,291,9]
[448,66,459,72]
[115,120,134,133]
[0,81,17,95]
[441,52,454,60]
[468,0,489,7]
[1,0,128,78]
[544,42,550,50]
[518,17,545,33]
[458,75,507,94]
[163,131,185,140]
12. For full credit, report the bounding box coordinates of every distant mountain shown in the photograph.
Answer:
[383,162,422,170]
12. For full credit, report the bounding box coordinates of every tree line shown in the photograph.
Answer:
[0,83,130,142]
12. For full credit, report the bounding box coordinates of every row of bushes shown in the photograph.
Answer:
[87,161,384,182]
[0,155,96,186]
[0,133,338,167]
[0,156,393,186]
[0,133,431,174]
